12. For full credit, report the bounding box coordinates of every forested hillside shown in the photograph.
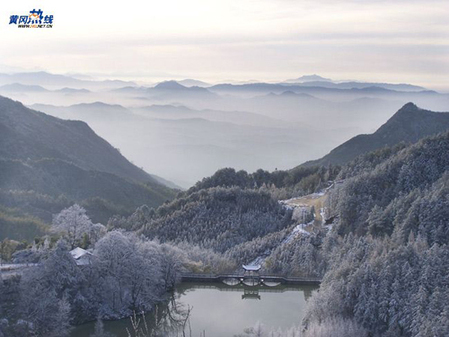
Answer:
[327,130,449,237]
[116,187,293,253]
[0,96,176,240]
[0,158,174,237]
[302,131,449,336]
[0,96,158,183]
[109,164,339,263]
[188,165,340,199]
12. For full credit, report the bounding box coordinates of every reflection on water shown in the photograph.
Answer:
[242,288,261,300]
[71,282,318,337]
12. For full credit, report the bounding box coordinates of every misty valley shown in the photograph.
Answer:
[2,73,448,187]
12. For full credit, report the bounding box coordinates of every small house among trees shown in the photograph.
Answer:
[69,247,93,266]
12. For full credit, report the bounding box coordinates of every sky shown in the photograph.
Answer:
[1,0,448,90]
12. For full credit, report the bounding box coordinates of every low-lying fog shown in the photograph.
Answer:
[1,73,448,188]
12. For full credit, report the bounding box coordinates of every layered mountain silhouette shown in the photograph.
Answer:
[0,83,49,93]
[149,81,217,100]
[112,81,217,101]
[302,103,449,167]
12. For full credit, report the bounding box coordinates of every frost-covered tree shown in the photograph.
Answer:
[18,240,82,335]
[19,286,72,337]
[92,231,184,317]
[157,243,186,290]
[52,204,105,248]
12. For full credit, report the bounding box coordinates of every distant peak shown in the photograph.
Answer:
[296,74,332,82]
[399,102,419,111]
[386,103,426,124]
[155,81,186,90]
[177,79,210,87]
[283,74,333,84]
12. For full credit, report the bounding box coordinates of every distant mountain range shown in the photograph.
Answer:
[285,81,426,92]
[0,83,92,95]
[282,74,425,91]
[302,103,449,167]
[0,71,433,93]
[1,70,448,189]
[113,80,217,101]
[0,83,50,93]
[0,71,135,90]
[204,83,448,114]
[30,102,134,122]
[208,82,432,96]
[110,79,433,104]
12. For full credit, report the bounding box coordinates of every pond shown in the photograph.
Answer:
[71,282,318,337]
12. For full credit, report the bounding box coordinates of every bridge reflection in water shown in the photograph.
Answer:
[242,289,260,300]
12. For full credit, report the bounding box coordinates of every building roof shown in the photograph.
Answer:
[242,264,261,271]
[70,247,92,260]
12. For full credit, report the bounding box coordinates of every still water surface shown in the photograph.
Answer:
[71,282,318,337]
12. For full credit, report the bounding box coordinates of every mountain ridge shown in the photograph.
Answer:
[301,102,449,167]
[0,96,155,184]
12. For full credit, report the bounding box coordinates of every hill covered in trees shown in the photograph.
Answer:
[112,187,292,253]
[303,103,449,167]
[0,96,177,240]
[327,130,449,238]
[300,130,449,336]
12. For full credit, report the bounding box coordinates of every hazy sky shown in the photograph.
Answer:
[1,0,448,89]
